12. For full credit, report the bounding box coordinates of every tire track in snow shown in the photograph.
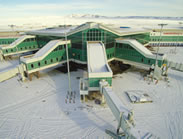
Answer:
[81,127,97,139]
[0,89,56,114]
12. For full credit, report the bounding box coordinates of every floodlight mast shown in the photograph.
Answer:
[175,22,183,53]
[65,25,72,94]
[153,23,167,80]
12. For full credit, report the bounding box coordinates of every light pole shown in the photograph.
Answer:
[175,22,183,53]
[8,24,19,53]
[65,25,72,95]
[153,23,167,80]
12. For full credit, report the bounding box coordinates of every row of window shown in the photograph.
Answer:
[150,43,183,46]
[86,29,103,41]
[106,42,115,49]
[20,45,38,50]
[151,38,182,42]
[30,56,65,69]
[53,45,66,51]
[116,43,134,50]
[117,52,152,64]
[5,45,38,53]
[0,40,14,44]
[107,53,114,59]
[118,52,140,57]
[23,38,36,42]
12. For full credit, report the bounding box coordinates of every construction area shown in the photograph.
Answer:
[0,22,183,139]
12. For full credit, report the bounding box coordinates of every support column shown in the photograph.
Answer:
[35,71,40,79]
[102,94,106,104]
[0,53,3,61]
[28,73,33,81]
[21,72,25,81]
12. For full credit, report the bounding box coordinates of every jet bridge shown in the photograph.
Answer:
[99,80,138,139]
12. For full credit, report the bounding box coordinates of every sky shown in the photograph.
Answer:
[0,0,182,26]
[0,0,182,17]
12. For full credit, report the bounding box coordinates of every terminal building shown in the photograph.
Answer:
[0,22,183,90]
[0,22,183,138]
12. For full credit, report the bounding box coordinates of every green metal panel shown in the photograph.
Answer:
[68,28,119,62]
[2,40,39,54]
[26,43,71,71]
[106,47,115,60]
[123,33,150,44]
[0,38,17,45]
[115,42,163,66]
[89,77,112,87]
[1,36,55,56]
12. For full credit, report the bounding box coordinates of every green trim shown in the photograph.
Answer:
[89,77,112,87]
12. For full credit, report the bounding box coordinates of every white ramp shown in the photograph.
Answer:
[0,68,19,82]
[0,64,25,82]
[1,35,35,50]
[99,81,138,138]
[116,39,165,61]
[87,41,112,78]
[21,40,70,63]
[88,42,108,72]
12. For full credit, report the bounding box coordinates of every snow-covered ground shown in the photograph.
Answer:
[0,47,183,138]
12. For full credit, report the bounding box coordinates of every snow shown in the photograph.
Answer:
[88,42,108,73]
[33,40,60,59]
[0,68,116,138]
[8,35,26,48]
[27,26,76,36]
[104,87,130,115]
[126,90,153,103]
[1,46,183,138]
[155,47,183,63]
[0,25,183,138]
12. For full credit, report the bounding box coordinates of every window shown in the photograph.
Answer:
[141,58,144,63]
[106,42,114,49]
[11,49,13,52]
[31,38,35,41]
[31,64,34,68]
[51,59,53,63]
[148,59,151,64]
[56,57,58,61]
[38,62,40,67]
[45,60,47,65]
[6,50,8,53]
[59,45,62,50]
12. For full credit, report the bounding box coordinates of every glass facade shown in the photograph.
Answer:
[69,28,119,62]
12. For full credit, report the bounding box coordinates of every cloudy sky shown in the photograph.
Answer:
[0,0,182,18]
